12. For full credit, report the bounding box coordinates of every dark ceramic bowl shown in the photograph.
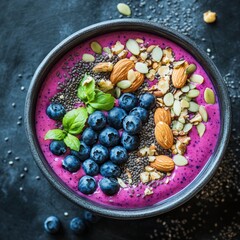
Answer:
[25,19,231,219]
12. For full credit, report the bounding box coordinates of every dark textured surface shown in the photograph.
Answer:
[0,0,239,239]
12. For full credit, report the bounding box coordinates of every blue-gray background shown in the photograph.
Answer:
[0,0,239,239]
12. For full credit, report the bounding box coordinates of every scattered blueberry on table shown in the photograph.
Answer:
[70,217,86,234]
[44,216,61,234]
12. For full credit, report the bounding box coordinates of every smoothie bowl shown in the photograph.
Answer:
[25,19,231,219]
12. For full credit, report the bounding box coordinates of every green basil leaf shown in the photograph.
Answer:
[62,107,88,134]
[64,133,80,151]
[89,90,115,111]
[77,74,96,102]
[86,105,95,114]
[44,129,66,140]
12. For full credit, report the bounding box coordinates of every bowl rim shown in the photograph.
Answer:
[25,19,231,220]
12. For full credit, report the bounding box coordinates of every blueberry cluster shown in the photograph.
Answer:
[49,93,155,196]
[44,210,100,235]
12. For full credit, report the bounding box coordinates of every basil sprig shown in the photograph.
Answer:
[44,107,88,151]
[77,74,115,113]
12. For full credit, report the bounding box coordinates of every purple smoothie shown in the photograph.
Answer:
[35,31,220,208]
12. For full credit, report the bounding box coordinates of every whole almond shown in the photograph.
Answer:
[172,61,189,88]
[110,59,134,85]
[122,71,145,93]
[154,108,171,125]
[92,62,113,73]
[155,121,174,149]
[150,155,175,172]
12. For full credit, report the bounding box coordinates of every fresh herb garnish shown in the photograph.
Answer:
[44,107,88,151]
[77,74,115,112]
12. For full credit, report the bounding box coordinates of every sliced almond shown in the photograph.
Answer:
[140,52,148,61]
[189,83,196,89]
[173,60,185,69]
[135,62,149,73]
[117,80,132,89]
[140,172,150,183]
[103,47,111,54]
[190,74,204,84]
[148,156,156,162]
[173,100,181,116]
[181,85,190,93]
[173,155,188,166]
[136,38,144,44]
[189,102,199,112]
[183,123,193,133]
[111,41,124,54]
[126,39,140,55]
[204,88,215,104]
[147,45,156,53]
[186,89,200,98]
[158,65,170,76]
[82,53,95,62]
[178,116,186,124]
[118,50,128,59]
[127,69,136,82]
[181,99,190,109]
[196,122,206,137]
[90,41,102,54]
[115,87,121,98]
[145,166,154,172]
[117,178,127,188]
[151,46,163,62]
[190,113,202,123]
[163,93,174,106]
[175,121,184,131]
[150,172,161,180]
[199,106,208,122]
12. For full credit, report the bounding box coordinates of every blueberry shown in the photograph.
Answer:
[49,140,66,156]
[119,93,138,112]
[99,177,120,196]
[71,142,90,162]
[129,107,149,123]
[100,161,121,178]
[81,127,98,146]
[110,146,128,165]
[78,175,97,194]
[70,217,86,234]
[99,127,120,147]
[62,155,81,173]
[123,115,142,135]
[139,93,156,110]
[88,111,106,131]
[83,210,101,223]
[44,216,61,234]
[82,159,99,176]
[46,103,66,120]
[107,107,127,129]
[121,131,140,151]
[90,144,109,164]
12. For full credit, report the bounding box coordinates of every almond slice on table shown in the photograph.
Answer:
[155,121,174,149]
[117,3,131,16]
[154,108,171,125]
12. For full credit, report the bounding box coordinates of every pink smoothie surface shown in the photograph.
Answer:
[35,31,220,209]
